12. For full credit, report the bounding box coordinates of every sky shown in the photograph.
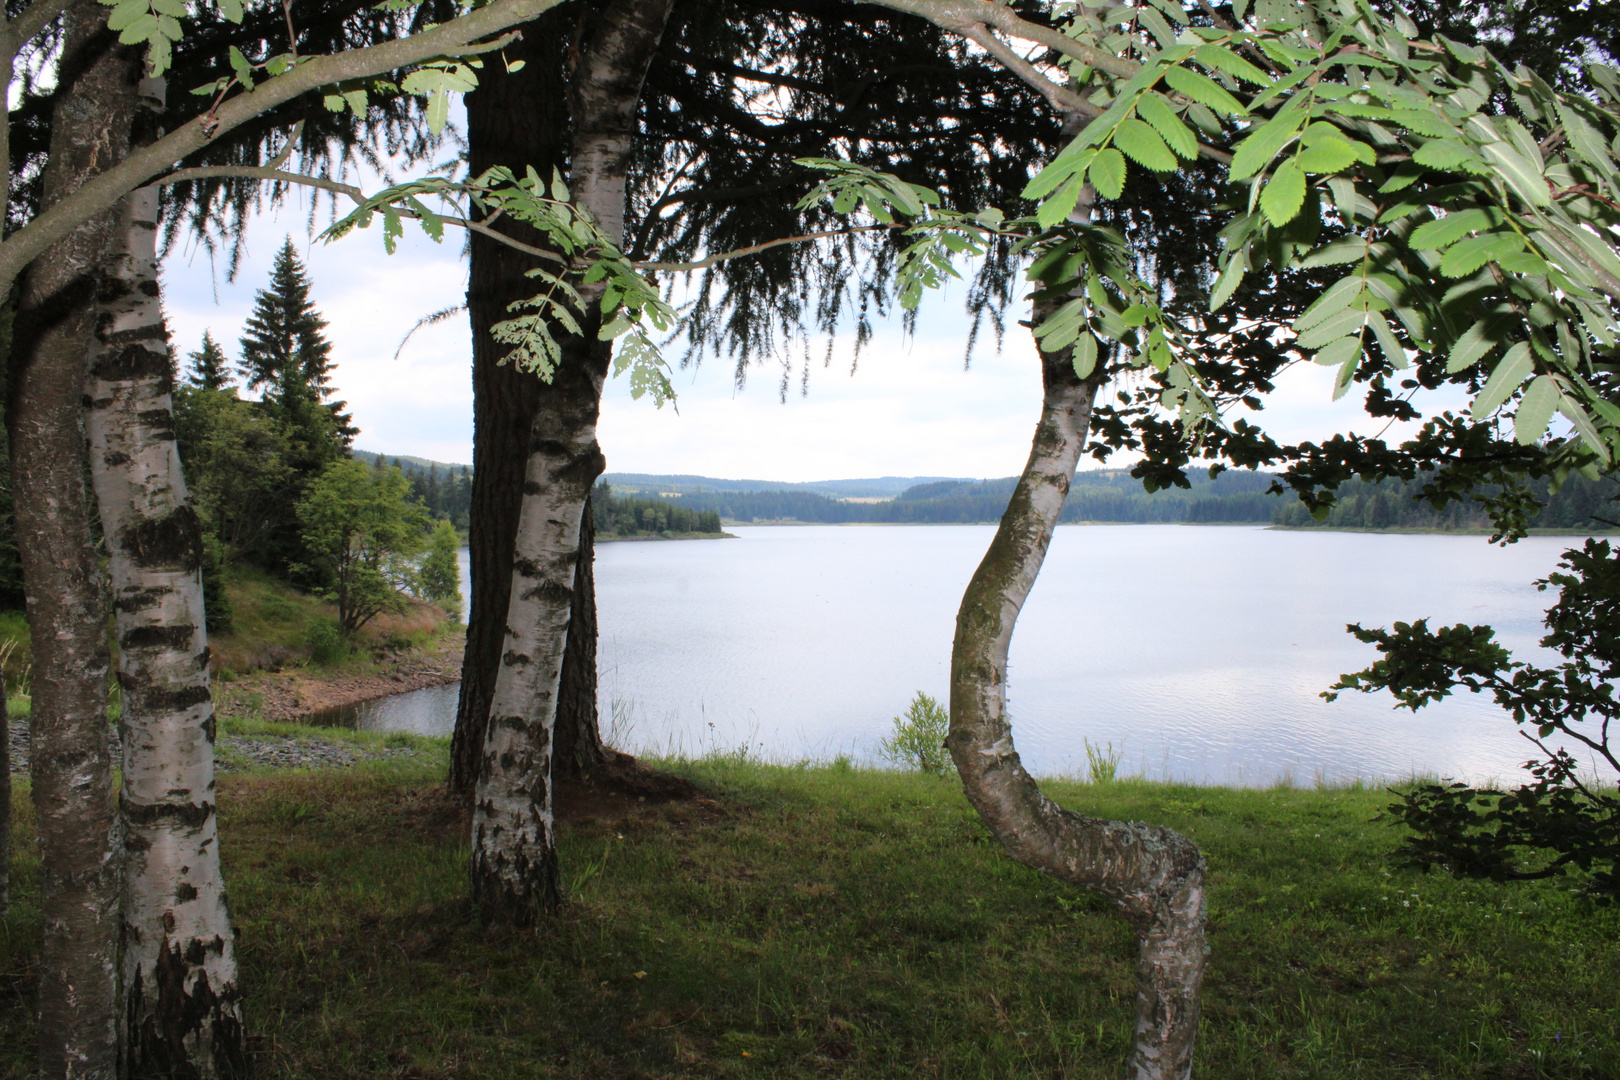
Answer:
[160,187,1451,484]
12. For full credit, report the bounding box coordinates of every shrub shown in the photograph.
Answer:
[303,616,348,666]
[879,691,951,775]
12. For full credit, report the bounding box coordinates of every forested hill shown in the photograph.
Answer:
[607,469,1619,530]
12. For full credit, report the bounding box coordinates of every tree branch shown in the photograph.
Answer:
[859,0,1141,79]
[0,0,563,294]
[958,22,1095,118]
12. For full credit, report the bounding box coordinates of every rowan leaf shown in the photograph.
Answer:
[1072,332,1101,379]
[1295,134,1359,174]
[1230,109,1306,180]
[1137,93,1198,160]
[1514,374,1559,444]
[1088,147,1127,199]
[1407,208,1501,250]
[1114,118,1179,172]
[1479,140,1551,207]
[1439,232,1526,278]
[1301,237,1372,268]
[1210,249,1248,311]
[1445,316,1507,373]
[1162,64,1247,116]
[1470,341,1533,418]
[1413,139,1490,174]
[1196,43,1272,86]
[1293,274,1363,332]
[1297,308,1367,351]
[1260,158,1307,225]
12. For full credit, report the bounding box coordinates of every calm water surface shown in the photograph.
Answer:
[360,526,1585,785]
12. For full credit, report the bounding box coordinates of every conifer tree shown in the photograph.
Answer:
[186,329,232,390]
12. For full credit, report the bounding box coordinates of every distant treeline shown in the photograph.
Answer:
[647,469,1618,531]
[592,483,724,537]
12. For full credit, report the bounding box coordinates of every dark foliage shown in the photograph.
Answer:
[1327,540,1620,900]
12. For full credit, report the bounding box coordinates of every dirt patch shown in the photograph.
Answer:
[555,752,715,828]
[214,636,463,723]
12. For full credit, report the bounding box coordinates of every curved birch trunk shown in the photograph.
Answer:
[84,76,246,1079]
[469,0,673,920]
[950,320,1207,1079]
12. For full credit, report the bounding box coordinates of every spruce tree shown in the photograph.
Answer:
[186,330,232,390]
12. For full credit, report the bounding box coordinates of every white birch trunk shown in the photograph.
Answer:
[84,76,245,1079]
[469,0,673,920]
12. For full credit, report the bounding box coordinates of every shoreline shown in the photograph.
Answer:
[213,634,464,724]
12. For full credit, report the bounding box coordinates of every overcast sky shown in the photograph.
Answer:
[160,188,1447,483]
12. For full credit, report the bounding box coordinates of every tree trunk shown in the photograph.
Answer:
[451,8,571,796]
[1,684,9,918]
[553,493,610,781]
[949,331,1207,1078]
[84,76,246,1079]
[469,0,674,920]
[7,7,139,1077]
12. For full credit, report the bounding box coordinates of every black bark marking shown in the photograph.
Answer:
[136,683,212,713]
[122,624,194,651]
[118,504,203,572]
[90,340,170,380]
[174,883,198,902]
[124,940,247,1080]
[122,799,214,828]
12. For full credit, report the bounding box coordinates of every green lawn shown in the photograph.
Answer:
[3,749,1616,1078]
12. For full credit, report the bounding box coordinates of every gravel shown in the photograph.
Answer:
[5,719,428,774]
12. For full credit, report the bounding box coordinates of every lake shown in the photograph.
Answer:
[395,526,1586,785]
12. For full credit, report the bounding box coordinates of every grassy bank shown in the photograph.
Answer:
[3,750,1617,1078]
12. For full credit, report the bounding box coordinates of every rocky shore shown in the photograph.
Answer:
[5,720,433,774]
[213,648,462,723]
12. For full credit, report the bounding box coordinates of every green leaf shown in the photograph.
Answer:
[1036,174,1086,228]
[425,90,449,135]
[1260,158,1307,226]
[117,11,157,44]
[217,0,243,21]
[1514,375,1559,445]
[1366,310,1408,370]
[1087,147,1127,199]
[1072,333,1100,379]
[1312,335,1364,369]
[1295,134,1358,174]
[1113,118,1179,172]
[1196,43,1272,86]
[1439,232,1526,278]
[1413,139,1490,175]
[1210,248,1248,311]
[1137,93,1198,159]
[1297,308,1367,351]
[1292,274,1363,332]
[1407,207,1501,250]
[1558,395,1610,463]
[1163,65,1247,116]
[1445,316,1507,373]
[106,0,147,32]
[1470,341,1533,418]
[1478,139,1551,207]
[1301,238,1371,268]
[228,45,254,90]
[1230,108,1306,181]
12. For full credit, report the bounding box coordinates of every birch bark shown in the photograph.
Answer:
[469,0,673,921]
[8,6,139,1077]
[84,75,245,1079]
[949,191,1207,1079]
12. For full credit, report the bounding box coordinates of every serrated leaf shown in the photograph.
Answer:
[218,0,242,21]
[1297,308,1367,350]
[1301,238,1371,268]
[228,46,254,89]
[1230,109,1306,181]
[117,12,157,44]
[425,89,449,136]
[1557,394,1610,462]
[1036,174,1087,228]
[1210,248,1248,311]
[1137,93,1197,159]
[1444,316,1506,373]
[1196,43,1272,86]
[1293,274,1363,332]
[1088,147,1126,199]
[155,13,180,38]
[323,93,344,112]
[1514,375,1559,444]
[1413,139,1489,174]
[1162,64,1247,116]
[1313,335,1363,369]
[1407,207,1501,250]
[1114,118,1178,172]
[105,0,147,32]
[1439,232,1525,278]
[1260,158,1307,226]
[1470,341,1533,417]
[1072,333,1100,379]
[1295,134,1358,174]
[1479,139,1551,207]
[1366,310,1408,369]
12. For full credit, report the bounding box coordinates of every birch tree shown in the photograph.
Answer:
[83,74,246,1078]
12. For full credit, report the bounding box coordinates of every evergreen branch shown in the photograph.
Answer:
[0,0,564,295]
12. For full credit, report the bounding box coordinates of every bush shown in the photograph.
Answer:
[303,616,348,666]
[879,691,951,775]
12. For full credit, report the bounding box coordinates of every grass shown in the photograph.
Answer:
[3,749,1618,1078]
